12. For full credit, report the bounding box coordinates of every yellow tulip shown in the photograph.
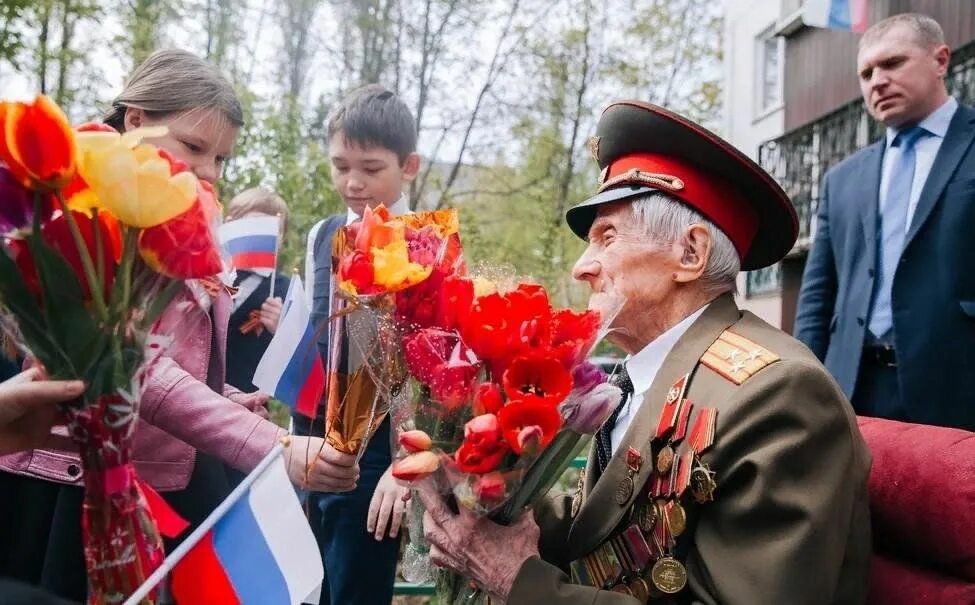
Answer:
[371,240,431,291]
[72,127,197,228]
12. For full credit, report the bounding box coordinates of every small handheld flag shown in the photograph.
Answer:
[220,215,281,271]
[124,443,323,605]
[252,277,324,418]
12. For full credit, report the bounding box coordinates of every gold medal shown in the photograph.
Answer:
[690,466,716,504]
[656,444,675,474]
[637,501,658,533]
[651,556,688,594]
[616,475,634,505]
[629,577,650,602]
[666,501,687,537]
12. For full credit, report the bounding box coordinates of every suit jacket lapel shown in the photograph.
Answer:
[568,295,741,560]
[858,141,884,251]
[904,105,975,249]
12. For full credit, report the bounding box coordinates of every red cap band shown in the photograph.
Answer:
[604,153,759,260]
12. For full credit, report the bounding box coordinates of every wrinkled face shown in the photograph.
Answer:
[857,23,950,127]
[572,202,679,349]
[125,106,239,185]
[328,132,419,217]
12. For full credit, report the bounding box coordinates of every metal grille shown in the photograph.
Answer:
[745,40,975,297]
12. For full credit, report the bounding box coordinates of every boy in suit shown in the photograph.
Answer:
[301,84,421,605]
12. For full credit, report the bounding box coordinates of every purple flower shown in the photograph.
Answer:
[560,382,622,434]
[571,361,606,396]
[0,165,53,234]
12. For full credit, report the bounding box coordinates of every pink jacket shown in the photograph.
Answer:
[0,286,287,491]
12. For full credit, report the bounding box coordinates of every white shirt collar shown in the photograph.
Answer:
[346,194,409,225]
[885,96,958,147]
[625,303,709,397]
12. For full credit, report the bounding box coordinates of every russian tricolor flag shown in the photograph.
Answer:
[162,445,323,605]
[252,277,324,418]
[803,0,869,33]
[219,215,281,271]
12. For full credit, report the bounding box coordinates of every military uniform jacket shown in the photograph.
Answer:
[509,294,872,604]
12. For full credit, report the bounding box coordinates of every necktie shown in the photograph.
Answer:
[596,364,634,472]
[869,126,928,340]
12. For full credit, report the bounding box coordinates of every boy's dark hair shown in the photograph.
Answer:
[327,84,417,163]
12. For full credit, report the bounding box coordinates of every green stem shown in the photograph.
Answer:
[32,192,41,235]
[92,208,105,299]
[55,192,108,321]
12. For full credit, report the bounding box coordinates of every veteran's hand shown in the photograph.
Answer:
[287,436,360,492]
[260,297,283,334]
[417,480,540,601]
[0,368,85,455]
[367,465,411,540]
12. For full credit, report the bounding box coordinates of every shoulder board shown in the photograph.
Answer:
[700,329,780,385]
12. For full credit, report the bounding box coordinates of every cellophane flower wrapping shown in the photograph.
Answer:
[0,96,225,604]
[332,205,622,602]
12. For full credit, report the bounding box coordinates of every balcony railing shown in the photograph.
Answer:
[746,39,975,297]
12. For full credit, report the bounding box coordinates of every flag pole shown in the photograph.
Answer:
[123,440,290,605]
[268,213,282,299]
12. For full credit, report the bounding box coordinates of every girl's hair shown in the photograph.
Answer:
[103,49,244,131]
[226,187,289,232]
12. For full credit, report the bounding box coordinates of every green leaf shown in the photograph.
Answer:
[0,244,62,366]
[26,234,106,379]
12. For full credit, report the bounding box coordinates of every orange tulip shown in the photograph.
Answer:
[0,95,77,191]
[391,451,440,482]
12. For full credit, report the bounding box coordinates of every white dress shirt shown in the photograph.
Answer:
[303,195,410,303]
[610,304,709,454]
[879,96,958,230]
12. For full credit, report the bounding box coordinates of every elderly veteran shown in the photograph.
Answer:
[417,101,872,605]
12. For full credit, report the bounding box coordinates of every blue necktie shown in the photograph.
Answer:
[869,126,927,339]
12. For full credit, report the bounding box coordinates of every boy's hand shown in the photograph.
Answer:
[287,436,359,492]
[367,465,411,540]
[260,297,283,334]
[0,368,85,455]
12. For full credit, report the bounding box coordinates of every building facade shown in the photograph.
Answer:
[723,0,975,331]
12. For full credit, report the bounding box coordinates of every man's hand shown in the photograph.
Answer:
[0,368,85,455]
[260,297,283,334]
[287,436,359,492]
[417,479,540,600]
[367,465,411,540]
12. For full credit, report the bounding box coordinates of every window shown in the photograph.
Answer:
[755,26,784,115]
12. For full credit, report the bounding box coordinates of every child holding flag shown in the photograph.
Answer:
[222,187,291,393]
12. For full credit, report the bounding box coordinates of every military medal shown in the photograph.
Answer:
[650,556,688,594]
[637,500,658,532]
[666,373,689,405]
[628,577,651,602]
[690,464,717,504]
[571,468,585,517]
[656,444,675,474]
[616,447,642,506]
[664,500,687,537]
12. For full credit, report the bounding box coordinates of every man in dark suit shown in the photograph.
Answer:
[795,13,975,431]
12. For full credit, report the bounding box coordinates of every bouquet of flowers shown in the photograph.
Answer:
[0,95,224,604]
[328,204,463,457]
[332,204,621,603]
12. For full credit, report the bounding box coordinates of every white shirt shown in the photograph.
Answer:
[231,268,272,312]
[879,97,958,230]
[303,195,410,303]
[610,304,709,454]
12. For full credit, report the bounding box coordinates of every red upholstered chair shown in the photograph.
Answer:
[856,417,975,604]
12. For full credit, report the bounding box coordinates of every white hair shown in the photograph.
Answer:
[630,191,740,297]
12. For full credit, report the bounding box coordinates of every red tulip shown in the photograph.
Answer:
[391,451,440,482]
[498,399,563,455]
[550,309,601,369]
[473,382,504,416]
[455,414,509,474]
[473,472,508,505]
[338,250,375,294]
[138,188,222,279]
[0,96,77,191]
[502,354,573,407]
[9,209,122,301]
